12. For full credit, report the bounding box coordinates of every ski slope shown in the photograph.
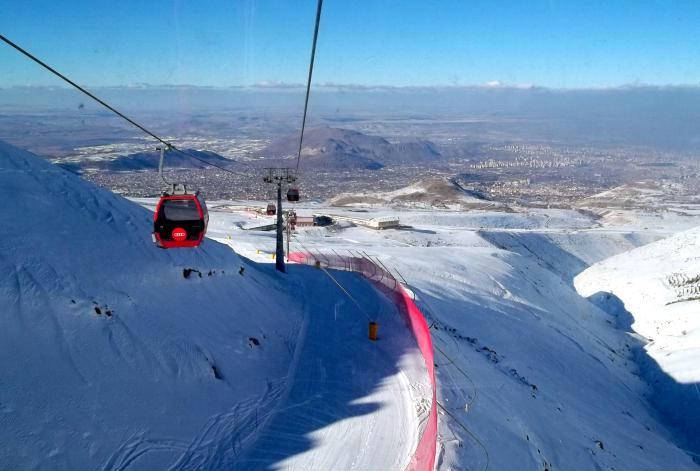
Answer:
[5,134,698,470]
[205,201,700,470]
[0,140,304,469]
[576,226,700,458]
[232,267,424,470]
[0,141,428,470]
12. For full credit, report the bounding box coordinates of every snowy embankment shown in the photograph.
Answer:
[1,140,427,471]
[0,141,304,469]
[366,246,695,470]
[231,265,424,470]
[576,227,700,459]
[209,205,700,470]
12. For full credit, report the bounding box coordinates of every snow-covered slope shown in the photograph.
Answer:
[325,245,695,470]
[576,226,700,457]
[1,141,432,471]
[213,204,699,470]
[391,247,696,470]
[481,229,660,282]
[0,141,303,469]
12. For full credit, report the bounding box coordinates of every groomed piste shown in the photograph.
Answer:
[288,251,437,471]
[0,140,434,470]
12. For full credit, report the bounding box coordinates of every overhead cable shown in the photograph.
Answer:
[0,34,240,175]
[295,0,324,173]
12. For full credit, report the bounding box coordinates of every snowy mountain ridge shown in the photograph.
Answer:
[576,225,700,459]
[2,137,699,470]
[0,140,303,469]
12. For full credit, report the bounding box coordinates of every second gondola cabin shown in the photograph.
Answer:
[287,187,300,202]
[153,192,209,248]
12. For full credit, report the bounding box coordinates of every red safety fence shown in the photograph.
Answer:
[288,251,437,471]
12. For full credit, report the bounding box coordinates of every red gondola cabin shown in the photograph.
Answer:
[153,193,209,248]
[287,188,300,202]
[266,203,277,216]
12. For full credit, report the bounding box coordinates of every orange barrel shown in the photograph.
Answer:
[368,321,378,341]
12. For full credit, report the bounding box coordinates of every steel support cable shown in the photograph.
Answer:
[389,276,486,469]
[423,310,479,408]
[296,242,485,471]
[367,256,479,407]
[0,34,241,176]
[294,0,323,174]
[299,244,474,401]
[436,401,490,471]
[433,342,477,408]
[292,239,371,320]
[319,266,372,321]
[293,244,486,470]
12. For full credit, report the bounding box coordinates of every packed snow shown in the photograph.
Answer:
[204,198,700,470]
[0,141,425,470]
[3,138,700,470]
[576,226,700,458]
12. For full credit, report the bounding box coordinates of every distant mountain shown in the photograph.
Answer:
[259,126,442,170]
[330,176,504,210]
[83,149,237,171]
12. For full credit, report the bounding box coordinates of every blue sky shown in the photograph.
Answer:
[1,0,699,89]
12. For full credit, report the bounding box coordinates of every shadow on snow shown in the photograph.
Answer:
[588,291,700,464]
[230,264,418,470]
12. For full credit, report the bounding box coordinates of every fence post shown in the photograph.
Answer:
[331,248,346,271]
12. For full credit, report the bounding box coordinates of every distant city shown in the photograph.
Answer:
[2,87,700,209]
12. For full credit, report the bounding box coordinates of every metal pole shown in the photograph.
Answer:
[275,181,286,272]
[157,146,172,186]
[286,212,291,261]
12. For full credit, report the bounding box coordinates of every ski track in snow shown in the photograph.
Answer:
[98,255,425,471]
[205,200,700,470]
[0,141,309,470]
[230,270,422,471]
[102,382,287,471]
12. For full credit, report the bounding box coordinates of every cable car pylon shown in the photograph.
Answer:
[263,0,323,273]
[263,168,297,272]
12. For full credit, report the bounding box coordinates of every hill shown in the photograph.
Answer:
[274,212,698,470]
[0,140,302,469]
[582,180,693,209]
[260,126,442,170]
[82,148,237,171]
[330,176,504,209]
[576,226,700,457]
